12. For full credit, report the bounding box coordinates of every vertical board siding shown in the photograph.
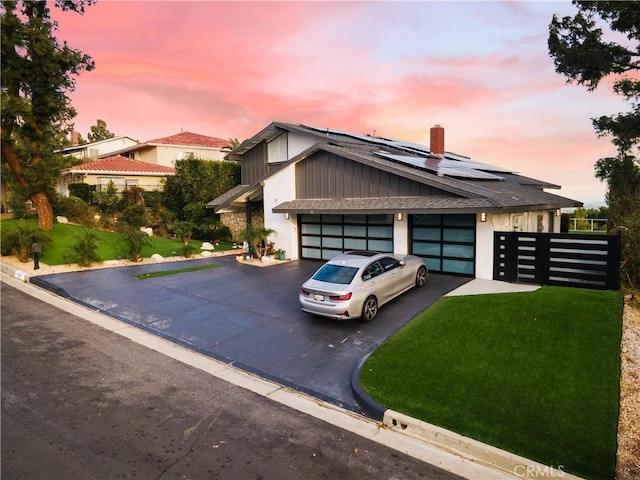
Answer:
[493,232,620,290]
[241,141,267,186]
[296,151,452,199]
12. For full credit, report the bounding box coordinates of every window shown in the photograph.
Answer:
[267,133,288,163]
[379,256,400,272]
[97,177,125,192]
[362,262,383,281]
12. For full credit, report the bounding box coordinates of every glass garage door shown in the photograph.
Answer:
[300,214,394,260]
[410,214,476,276]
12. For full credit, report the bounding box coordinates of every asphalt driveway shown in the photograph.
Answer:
[32,256,469,414]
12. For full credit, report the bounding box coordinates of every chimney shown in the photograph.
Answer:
[70,131,79,146]
[429,124,445,158]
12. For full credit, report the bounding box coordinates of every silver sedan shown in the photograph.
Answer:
[299,251,428,322]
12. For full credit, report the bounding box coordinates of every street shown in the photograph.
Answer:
[1,282,463,480]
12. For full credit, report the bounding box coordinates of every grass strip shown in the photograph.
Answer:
[360,286,622,480]
[135,264,219,279]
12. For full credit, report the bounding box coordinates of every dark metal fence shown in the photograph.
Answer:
[493,232,620,290]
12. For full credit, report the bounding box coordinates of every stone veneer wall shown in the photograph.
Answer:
[220,209,265,241]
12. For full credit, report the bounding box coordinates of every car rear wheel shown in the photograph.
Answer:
[415,265,427,287]
[360,296,378,322]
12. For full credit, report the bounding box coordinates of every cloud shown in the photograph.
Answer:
[50,1,619,204]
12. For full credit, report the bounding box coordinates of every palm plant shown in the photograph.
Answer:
[119,228,153,262]
[239,224,276,260]
[1,220,52,262]
[63,228,101,267]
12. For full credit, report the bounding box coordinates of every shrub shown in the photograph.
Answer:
[53,195,94,225]
[121,204,148,228]
[175,221,196,244]
[95,180,119,214]
[203,221,232,242]
[119,228,153,262]
[1,220,52,262]
[68,183,94,204]
[63,228,101,267]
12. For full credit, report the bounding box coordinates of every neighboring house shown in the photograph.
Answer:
[60,135,140,162]
[102,131,233,168]
[207,122,582,280]
[58,155,175,197]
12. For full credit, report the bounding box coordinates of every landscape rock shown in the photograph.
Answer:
[200,251,212,257]
[201,242,214,251]
[56,216,68,224]
[151,254,164,263]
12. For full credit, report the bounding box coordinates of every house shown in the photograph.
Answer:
[102,131,233,168]
[58,155,175,197]
[207,122,582,280]
[60,134,140,162]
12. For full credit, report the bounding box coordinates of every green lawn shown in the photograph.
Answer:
[361,287,622,480]
[1,218,234,265]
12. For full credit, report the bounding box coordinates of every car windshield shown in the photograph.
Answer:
[312,264,359,285]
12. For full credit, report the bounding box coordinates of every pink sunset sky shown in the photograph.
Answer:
[51,1,626,206]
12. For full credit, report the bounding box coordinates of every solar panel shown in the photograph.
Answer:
[374,152,507,180]
[299,124,515,180]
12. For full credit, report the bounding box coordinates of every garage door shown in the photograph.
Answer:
[410,214,476,276]
[300,214,393,260]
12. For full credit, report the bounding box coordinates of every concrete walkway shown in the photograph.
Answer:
[446,278,541,296]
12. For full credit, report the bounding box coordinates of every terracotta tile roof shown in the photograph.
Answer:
[62,156,175,175]
[147,131,231,149]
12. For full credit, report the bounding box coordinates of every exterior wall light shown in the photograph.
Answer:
[285,212,290,220]
[480,212,487,222]
[555,209,561,217]
[396,212,404,221]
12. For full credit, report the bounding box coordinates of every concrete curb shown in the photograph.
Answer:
[382,410,582,480]
[351,344,585,479]
[1,259,586,480]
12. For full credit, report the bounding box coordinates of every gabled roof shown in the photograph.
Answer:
[62,156,175,176]
[146,132,231,149]
[59,135,139,155]
[98,132,233,159]
[212,122,582,213]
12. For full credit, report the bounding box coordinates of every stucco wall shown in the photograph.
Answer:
[136,146,228,167]
[263,165,297,258]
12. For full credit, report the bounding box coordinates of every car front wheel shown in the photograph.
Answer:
[360,296,378,322]
[415,265,427,287]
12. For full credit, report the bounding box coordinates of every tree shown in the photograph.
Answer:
[549,2,640,151]
[548,1,640,292]
[1,0,94,231]
[87,119,115,143]
[163,158,240,223]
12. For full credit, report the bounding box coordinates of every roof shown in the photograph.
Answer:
[146,132,232,149]
[59,135,139,154]
[212,122,582,213]
[61,156,175,176]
